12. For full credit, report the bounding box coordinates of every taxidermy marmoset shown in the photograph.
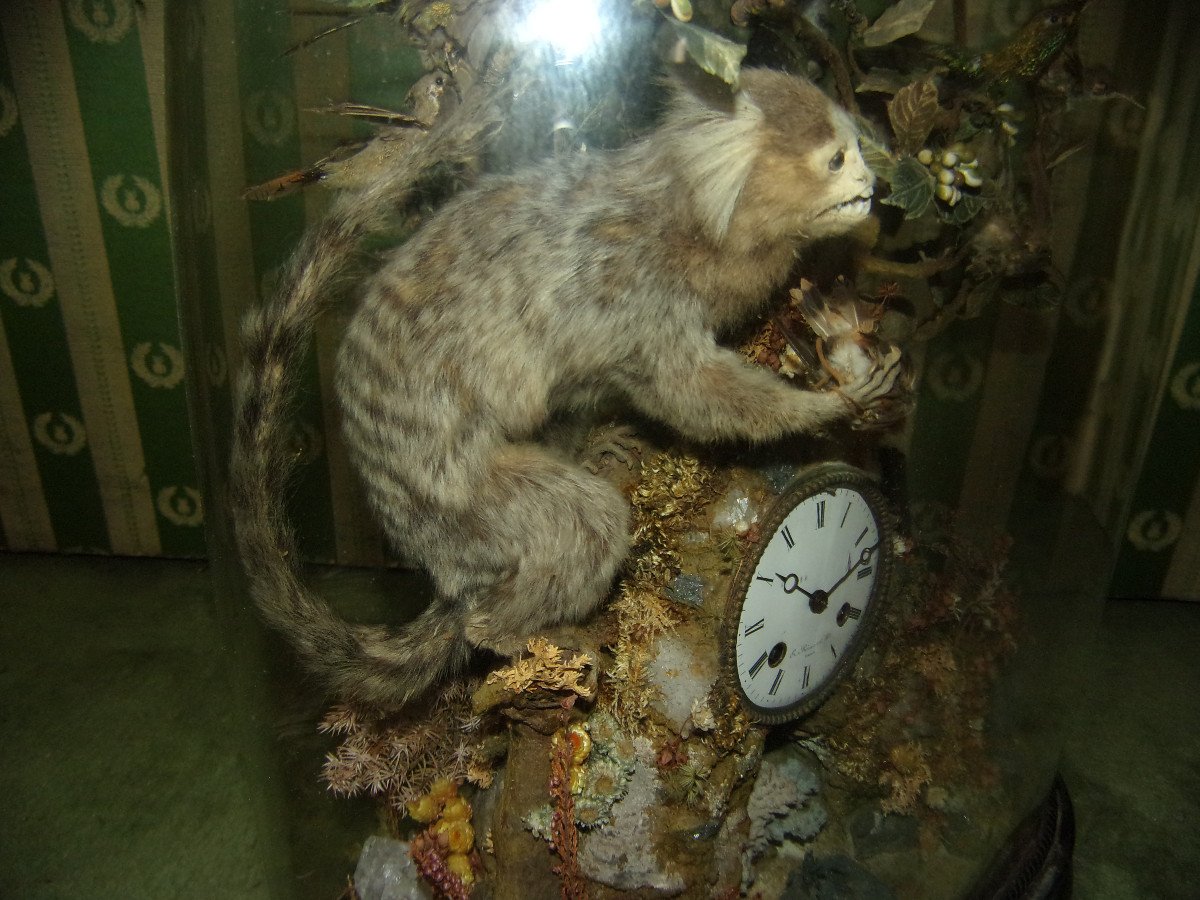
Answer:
[232,68,902,709]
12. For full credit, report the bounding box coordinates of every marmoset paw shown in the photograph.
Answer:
[835,346,913,429]
[581,423,643,475]
[841,346,903,405]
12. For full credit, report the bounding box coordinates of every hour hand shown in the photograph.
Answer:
[775,572,816,599]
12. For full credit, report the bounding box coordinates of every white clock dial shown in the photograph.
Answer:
[723,465,891,722]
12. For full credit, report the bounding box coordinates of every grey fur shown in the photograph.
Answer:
[232,69,900,709]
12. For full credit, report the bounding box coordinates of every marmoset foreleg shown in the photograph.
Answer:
[623,336,902,444]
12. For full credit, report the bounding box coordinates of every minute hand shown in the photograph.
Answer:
[827,544,876,596]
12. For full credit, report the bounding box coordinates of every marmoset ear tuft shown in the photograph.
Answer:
[662,58,739,116]
[661,65,765,242]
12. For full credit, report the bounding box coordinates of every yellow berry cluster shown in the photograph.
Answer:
[917,145,983,207]
[407,778,476,885]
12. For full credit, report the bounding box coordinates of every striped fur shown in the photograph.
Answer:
[233,69,896,709]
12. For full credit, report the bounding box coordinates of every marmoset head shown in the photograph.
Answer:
[665,68,874,245]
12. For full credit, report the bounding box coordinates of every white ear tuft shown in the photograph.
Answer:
[669,91,763,242]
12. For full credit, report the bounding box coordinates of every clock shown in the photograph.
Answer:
[720,461,893,723]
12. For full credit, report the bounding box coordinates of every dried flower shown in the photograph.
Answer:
[663,759,711,809]
[879,742,933,814]
[433,817,475,854]
[485,637,595,698]
[445,853,474,885]
[319,679,492,811]
[411,831,472,899]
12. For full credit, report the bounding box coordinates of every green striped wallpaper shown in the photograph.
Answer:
[1074,2,1200,600]
[2,0,199,557]
[1,1,1197,601]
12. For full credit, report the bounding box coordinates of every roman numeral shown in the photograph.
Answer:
[840,503,851,528]
[781,526,795,549]
[855,526,869,547]
[769,670,785,696]
[816,500,826,528]
[755,575,773,584]
[802,665,811,689]
[830,644,838,659]
[749,652,768,678]
[743,618,765,636]
[857,565,873,580]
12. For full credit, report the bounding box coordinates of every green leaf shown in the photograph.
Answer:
[859,133,898,181]
[854,112,889,146]
[880,156,935,219]
[938,192,988,225]
[952,116,986,144]
[861,0,937,48]
[665,19,747,87]
[887,78,939,156]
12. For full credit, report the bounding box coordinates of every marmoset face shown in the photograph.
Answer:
[804,109,875,237]
[729,74,875,244]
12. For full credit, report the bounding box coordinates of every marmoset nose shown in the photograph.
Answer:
[849,147,875,191]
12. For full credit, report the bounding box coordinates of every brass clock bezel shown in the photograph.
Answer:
[719,461,894,725]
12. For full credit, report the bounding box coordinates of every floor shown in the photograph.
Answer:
[0,554,379,900]
[1059,600,1200,899]
[0,555,282,899]
[0,553,1196,899]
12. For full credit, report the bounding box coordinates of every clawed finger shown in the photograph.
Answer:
[843,346,905,407]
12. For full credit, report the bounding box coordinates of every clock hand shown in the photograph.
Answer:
[775,572,816,600]
[826,544,876,597]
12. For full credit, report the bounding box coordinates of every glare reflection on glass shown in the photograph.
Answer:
[517,0,605,65]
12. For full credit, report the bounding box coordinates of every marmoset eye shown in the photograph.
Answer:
[829,149,845,172]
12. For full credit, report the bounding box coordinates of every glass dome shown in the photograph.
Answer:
[164,1,1168,896]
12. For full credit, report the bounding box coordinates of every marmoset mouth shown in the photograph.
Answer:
[820,190,874,218]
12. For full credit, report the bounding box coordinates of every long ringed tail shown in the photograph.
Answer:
[229,93,498,709]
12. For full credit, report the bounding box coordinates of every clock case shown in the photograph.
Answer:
[720,459,898,724]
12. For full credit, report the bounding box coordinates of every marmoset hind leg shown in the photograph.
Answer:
[420,441,631,656]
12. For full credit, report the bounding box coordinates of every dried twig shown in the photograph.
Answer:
[548,736,587,900]
[953,0,968,46]
[795,13,858,114]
